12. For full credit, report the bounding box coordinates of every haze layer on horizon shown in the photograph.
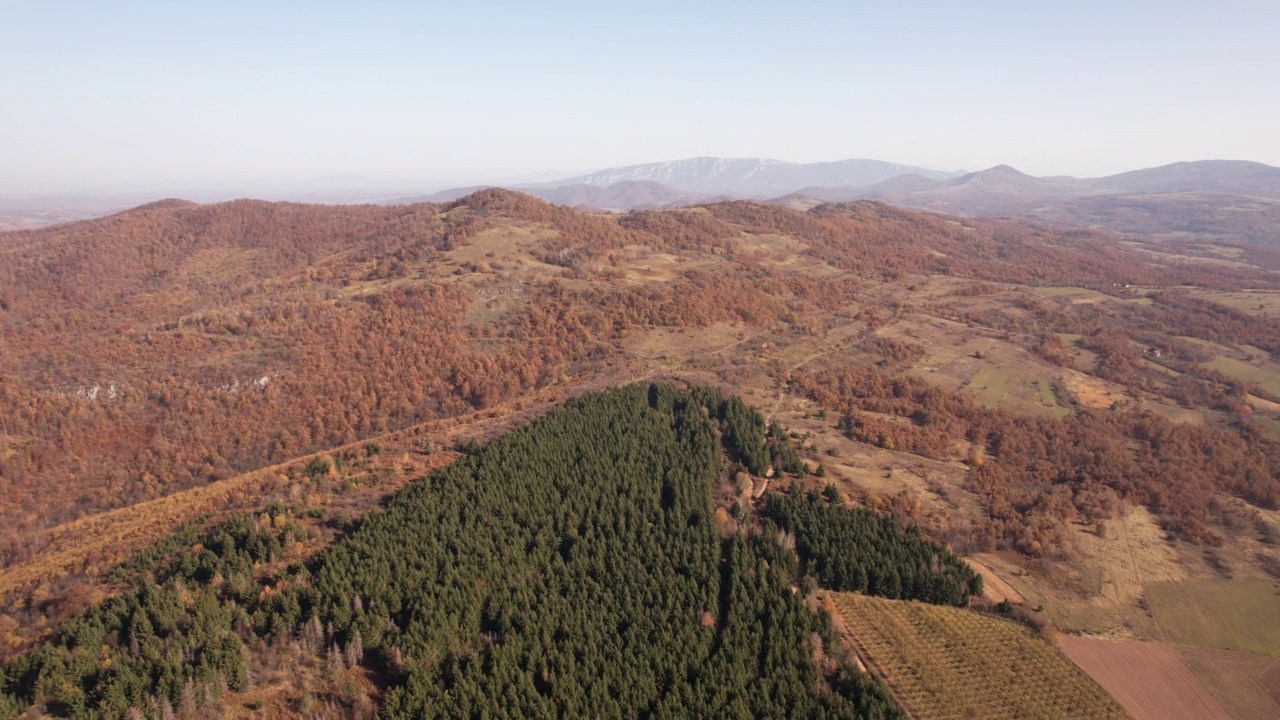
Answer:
[3,0,1278,195]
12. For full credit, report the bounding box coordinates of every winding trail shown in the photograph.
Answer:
[764,344,846,422]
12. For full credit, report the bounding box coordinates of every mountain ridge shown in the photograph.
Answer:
[389,180,724,211]
[10,158,1280,246]
[538,156,961,196]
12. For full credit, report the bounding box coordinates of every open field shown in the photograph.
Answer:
[1034,286,1114,304]
[1145,579,1280,656]
[1033,285,1152,306]
[1203,355,1280,396]
[621,320,748,361]
[1191,244,1247,259]
[1058,636,1231,720]
[1178,335,1239,354]
[1191,289,1280,319]
[1143,358,1183,376]
[1061,368,1125,410]
[876,313,1095,419]
[979,507,1187,640]
[1254,415,1280,440]
[1055,508,1187,635]
[966,365,1012,407]
[1178,647,1280,720]
[1037,379,1072,417]
[832,592,1127,720]
[1248,393,1280,414]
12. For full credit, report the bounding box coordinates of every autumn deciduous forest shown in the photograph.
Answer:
[2,190,1280,566]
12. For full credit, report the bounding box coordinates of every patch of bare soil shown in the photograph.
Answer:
[1177,646,1280,720]
[1058,636,1232,720]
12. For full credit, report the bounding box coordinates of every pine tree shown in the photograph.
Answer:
[327,643,345,677]
[345,629,363,669]
[178,679,196,719]
[300,615,323,653]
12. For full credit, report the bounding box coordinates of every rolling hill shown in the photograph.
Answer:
[3,189,1280,718]
[0,384,912,719]
[1,188,1276,542]
[1085,160,1280,196]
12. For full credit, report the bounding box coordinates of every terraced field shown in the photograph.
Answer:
[832,593,1127,720]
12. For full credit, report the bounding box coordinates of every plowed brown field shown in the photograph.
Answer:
[1058,636,1230,720]
[1177,646,1280,720]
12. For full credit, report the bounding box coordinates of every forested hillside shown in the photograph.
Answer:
[767,490,982,605]
[0,384,934,719]
[6,190,1280,711]
[3,189,1276,558]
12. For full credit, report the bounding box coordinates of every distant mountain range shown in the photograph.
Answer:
[7,157,1280,244]
[540,156,961,196]
[389,157,1280,244]
[842,160,1280,244]
[849,159,1280,208]
[387,157,960,211]
[389,180,729,211]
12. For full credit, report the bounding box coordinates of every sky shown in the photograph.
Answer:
[2,1,1278,195]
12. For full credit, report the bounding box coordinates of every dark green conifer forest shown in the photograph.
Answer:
[767,490,983,605]
[0,384,998,719]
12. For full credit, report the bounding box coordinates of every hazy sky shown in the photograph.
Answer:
[2,1,1278,194]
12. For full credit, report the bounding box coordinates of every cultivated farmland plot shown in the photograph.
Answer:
[1058,636,1232,720]
[833,593,1128,720]
[1145,579,1280,656]
[1178,646,1280,720]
